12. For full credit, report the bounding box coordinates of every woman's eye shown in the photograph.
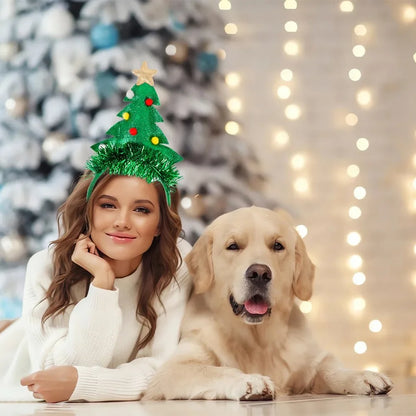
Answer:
[134,207,151,214]
[227,242,239,251]
[274,242,285,251]
[100,203,115,209]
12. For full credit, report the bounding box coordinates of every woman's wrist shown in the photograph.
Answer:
[91,267,116,290]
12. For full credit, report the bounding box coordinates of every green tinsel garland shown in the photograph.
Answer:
[86,142,181,205]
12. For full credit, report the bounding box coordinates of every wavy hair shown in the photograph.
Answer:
[42,171,183,355]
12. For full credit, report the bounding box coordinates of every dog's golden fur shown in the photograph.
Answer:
[144,207,392,400]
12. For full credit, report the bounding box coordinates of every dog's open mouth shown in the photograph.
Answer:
[229,294,271,324]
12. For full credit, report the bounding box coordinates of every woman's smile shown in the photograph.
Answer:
[106,232,137,243]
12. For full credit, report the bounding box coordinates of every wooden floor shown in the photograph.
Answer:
[1,378,415,416]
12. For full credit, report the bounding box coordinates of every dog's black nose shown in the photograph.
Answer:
[245,264,272,285]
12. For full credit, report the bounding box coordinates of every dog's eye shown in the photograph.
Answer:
[274,241,285,251]
[227,243,240,251]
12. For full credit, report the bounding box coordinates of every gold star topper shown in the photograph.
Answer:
[132,62,157,86]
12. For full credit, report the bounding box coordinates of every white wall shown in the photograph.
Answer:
[222,0,416,376]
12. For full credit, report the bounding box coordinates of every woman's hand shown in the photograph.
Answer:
[71,234,115,290]
[20,366,78,403]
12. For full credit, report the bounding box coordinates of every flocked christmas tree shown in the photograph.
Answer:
[0,0,273,319]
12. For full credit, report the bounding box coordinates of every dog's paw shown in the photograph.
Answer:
[230,374,275,401]
[344,370,393,395]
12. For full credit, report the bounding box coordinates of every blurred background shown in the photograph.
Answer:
[0,0,415,380]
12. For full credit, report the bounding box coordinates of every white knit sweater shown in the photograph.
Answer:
[0,238,192,402]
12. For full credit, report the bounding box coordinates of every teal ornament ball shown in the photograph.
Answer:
[196,52,219,74]
[94,71,117,99]
[90,23,119,49]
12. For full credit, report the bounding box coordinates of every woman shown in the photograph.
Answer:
[0,63,191,402]
[0,172,191,402]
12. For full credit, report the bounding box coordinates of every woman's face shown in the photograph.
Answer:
[90,176,161,275]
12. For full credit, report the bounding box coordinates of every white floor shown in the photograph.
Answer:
[1,378,415,416]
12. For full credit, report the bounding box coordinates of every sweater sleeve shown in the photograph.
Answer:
[69,239,193,402]
[22,249,123,370]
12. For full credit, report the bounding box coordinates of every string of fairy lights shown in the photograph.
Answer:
[341,0,376,366]
[219,0,416,374]
[342,0,416,372]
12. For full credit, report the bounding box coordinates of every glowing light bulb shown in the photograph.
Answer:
[181,197,192,210]
[353,45,366,57]
[356,90,372,107]
[5,98,17,110]
[273,130,290,148]
[284,21,298,32]
[277,85,291,99]
[348,254,363,270]
[227,97,242,113]
[345,113,358,126]
[356,137,369,151]
[284,0,297,9]
[340,1,354,12]
[291,154,306,170]
[347,164,360,178]
[413,243,416,255]
[412,272,416,287]
[295,224,308,238]
[354,24,367,36]
[299,301,312,314]
[349,206,362,219]
[369,319,382,333]
[413,53,416,64]
[354,341,367,355]
[352,272,366,285]
[280,69,293,81]
[225,121,240,135]
[224,23,238,35]
[402,5,416,23]
[218,0,232,10]
[285,104,301,120]
[347,231,361,246]
[354,186,366,200]
[165,44,176,56]
[225,72,241,88]
[284,41,300,56]
[294,177,309,193]
[349,68,362,81]
[350,297,366,312]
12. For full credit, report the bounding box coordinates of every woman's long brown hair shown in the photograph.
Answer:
[42,171,183,355]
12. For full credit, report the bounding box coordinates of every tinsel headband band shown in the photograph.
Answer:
[86,62,183,206]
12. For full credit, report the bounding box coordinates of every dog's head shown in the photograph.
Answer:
[185,206,315,325]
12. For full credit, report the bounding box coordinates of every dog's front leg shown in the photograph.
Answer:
[143,362,275,401]
[311,354,393,395]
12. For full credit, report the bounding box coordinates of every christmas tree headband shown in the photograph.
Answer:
[86,62,183,206]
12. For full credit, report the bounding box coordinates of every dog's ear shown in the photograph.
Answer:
[293,231,315,300]
[185,230,214,294]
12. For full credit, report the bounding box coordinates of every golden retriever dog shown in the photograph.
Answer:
[144,206,393,400]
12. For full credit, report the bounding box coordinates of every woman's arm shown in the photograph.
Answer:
[21,247,192,403]
[22,249,122,370]
[69,257,192,402]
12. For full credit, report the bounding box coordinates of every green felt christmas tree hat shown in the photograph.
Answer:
[86,62,183,205]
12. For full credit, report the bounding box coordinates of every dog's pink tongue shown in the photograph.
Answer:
[244,299,269,315]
